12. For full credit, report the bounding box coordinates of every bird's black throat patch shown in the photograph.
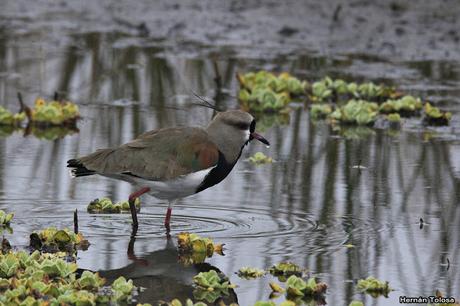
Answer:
[195,149,242,193]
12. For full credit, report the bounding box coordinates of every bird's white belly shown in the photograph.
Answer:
[131,167,214,200]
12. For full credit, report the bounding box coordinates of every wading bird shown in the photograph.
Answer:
[67,110,269,232]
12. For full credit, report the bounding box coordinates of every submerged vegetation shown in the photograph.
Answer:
[87,197,141,213]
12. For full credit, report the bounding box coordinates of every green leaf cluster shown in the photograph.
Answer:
[31,98,80,126]
[0,250,137,305]
[177,232,224,265]
[0,210,14,226]
[268,262,303,282]
[192,270,235,303]
[0,106,25,126]
[309,77,396,102]
[310,104,333,119]
[379,95,423,115]
[238,71,307,112]
[87,197,141,213]
[248,152,273,165]
[329,99,379,125]
[356,276,392,297]
[423,102,452,126]
[30,227,89,253]
[237,267,266,279]
[285,275,327,297]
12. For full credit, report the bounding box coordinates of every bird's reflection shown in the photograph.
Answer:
[98,230,238,305]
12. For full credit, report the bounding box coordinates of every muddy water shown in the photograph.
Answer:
[1,31,460,306]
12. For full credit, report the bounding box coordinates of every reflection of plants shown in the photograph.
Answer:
[193,270,235,303]
[254,112,290,132]
[87,197,141,213]
[331,125,376,140]
[356,276,392,297]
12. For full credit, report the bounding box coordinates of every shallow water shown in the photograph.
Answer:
[1,30,460,306]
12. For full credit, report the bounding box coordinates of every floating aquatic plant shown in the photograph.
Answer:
[254,301,295,306]
[237,71,307,113]
[423,102,452,126]
[192,270,235,303]
[30,97,80,126]
[285,275,327,298]
[0,106,26,126]
[310,104,333,119]
[328,99,379,126]
[0,210,14,226]
[0,250,138,304]
[349,301,364,306]
[177,232,224,265]
[357,276,392,297]
[87,197,141,213]
[379,95,423,116]
[249,152,273,165]
[237,267,266,279]
[268,262,304,282]
[29,227,89,253]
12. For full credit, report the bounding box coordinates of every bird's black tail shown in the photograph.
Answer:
[67,159,96,177]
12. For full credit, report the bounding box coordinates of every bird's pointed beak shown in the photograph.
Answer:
[250,132,270,146]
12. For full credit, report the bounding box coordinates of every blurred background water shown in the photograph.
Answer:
[1,1,460,305]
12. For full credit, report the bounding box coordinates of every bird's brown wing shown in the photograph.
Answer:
[75,127,219,181]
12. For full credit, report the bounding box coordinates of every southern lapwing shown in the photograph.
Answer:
[67,110,269,232]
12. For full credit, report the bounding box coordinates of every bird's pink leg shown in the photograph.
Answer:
[128,187,151,232]
[164,200,176,232]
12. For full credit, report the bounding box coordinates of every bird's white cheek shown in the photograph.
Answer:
[245,130,250,141]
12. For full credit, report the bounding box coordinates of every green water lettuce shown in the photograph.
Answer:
[423,102,452,126]
[329,99,378,125]
[0,250,138,305]
[310,104,333,119]
[87,197,141,213]
[29,227,89,253]
[0,210,14,226]
[31,98,80,126]
[0,106,26,126]
[237,267,266,279]
[248,152,273,165]
[177,232,224,265]
[285,275,328,298]
[379,95,423,116]
[268,262,303,282]
[192,270,235,303]
[357,276,392,297]
[237,71,307,113]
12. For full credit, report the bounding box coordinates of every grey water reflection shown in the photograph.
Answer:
[0,32,460,305]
